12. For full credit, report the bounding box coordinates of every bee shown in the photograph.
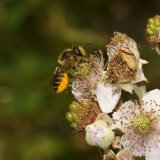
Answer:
[51,45,87,93]
[51,66,69,93]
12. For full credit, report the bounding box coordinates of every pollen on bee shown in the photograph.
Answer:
[57,73,69,93]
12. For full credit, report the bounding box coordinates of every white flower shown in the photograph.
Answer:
[113,89,160,160]
[85,119,115,149]
[106,32,148,96]
[72,33,148,114]
[72,53,121,113]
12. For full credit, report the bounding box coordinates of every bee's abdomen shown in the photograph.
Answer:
[51,71,69,93]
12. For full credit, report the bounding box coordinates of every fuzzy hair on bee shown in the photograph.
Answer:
[58,45,86,65]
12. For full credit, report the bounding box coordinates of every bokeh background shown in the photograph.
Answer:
[0,0,160,160]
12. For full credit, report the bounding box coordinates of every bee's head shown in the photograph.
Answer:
[58,49,75,64]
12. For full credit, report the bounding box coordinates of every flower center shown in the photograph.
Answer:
[133,113,150,133]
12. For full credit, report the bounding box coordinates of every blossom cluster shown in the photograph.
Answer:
[51,15,160,160]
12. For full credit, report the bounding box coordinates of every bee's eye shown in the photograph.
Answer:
[61,52,70,60]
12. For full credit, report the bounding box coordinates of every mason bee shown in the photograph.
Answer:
[51,45,87,93]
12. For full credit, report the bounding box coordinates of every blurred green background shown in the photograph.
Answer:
[0,0,160,159]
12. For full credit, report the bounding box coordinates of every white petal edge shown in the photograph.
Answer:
[145,140,160,160]
[142,89,160,104]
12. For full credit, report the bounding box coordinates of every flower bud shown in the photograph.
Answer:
[85,120,115,149]
[66,112,73,122]
[146,15,160,37]
[69,101,80,111]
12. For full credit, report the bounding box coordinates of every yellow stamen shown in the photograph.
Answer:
[133,113,150,133]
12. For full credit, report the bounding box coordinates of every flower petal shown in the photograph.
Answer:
[96,82,121,113]
[145,140,160,160]
[142,89,160,104]
[133,59,148,83]
[133,84,146,98]
[142,89,160,113]
[113,100,139,131]
[119,83,133,93]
